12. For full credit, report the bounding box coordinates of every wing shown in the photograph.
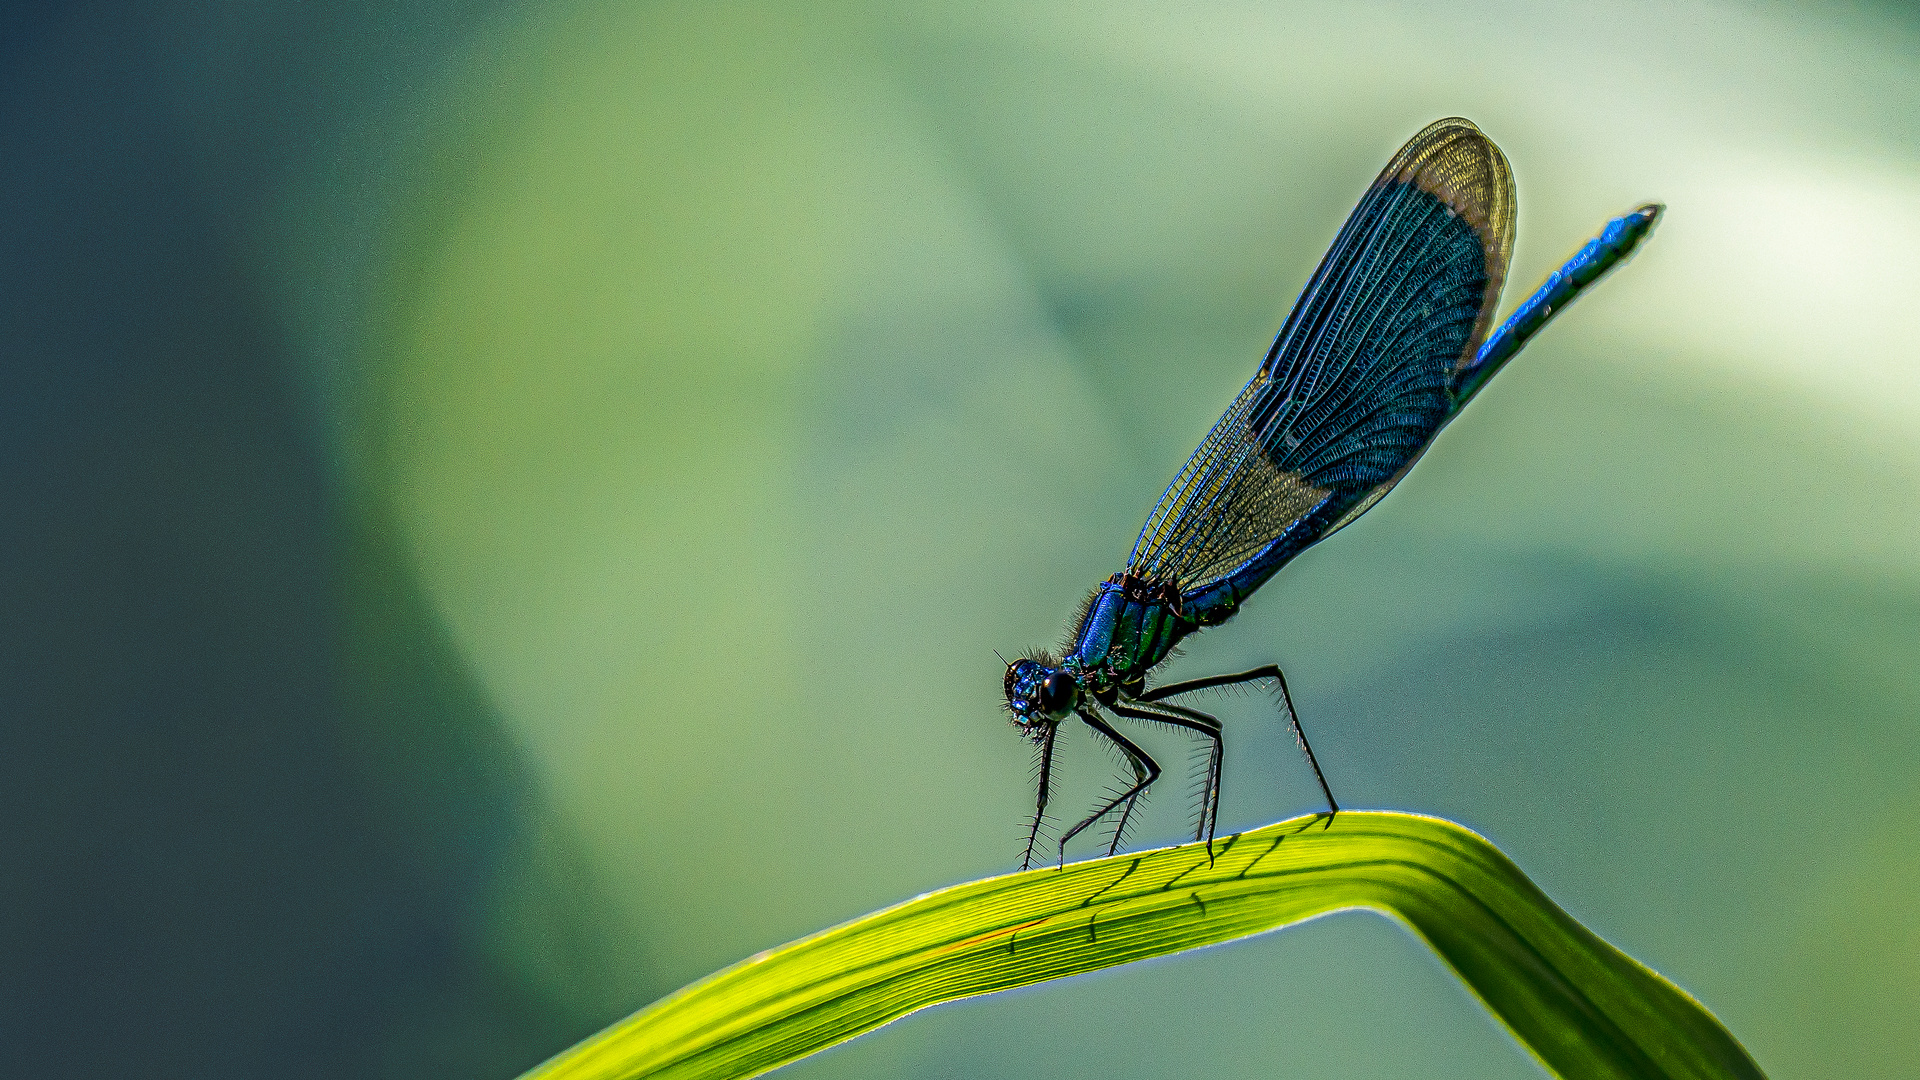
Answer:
[1128,118,1515,593]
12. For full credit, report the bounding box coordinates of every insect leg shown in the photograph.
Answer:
[1058,708,1161,867]
[1143,665,1339,819]
[1111,698,1223,850]
[1105,789,1140,859]
[1020,723,1059,872]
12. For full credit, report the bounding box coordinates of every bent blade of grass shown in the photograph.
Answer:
[519,811,1764,1080]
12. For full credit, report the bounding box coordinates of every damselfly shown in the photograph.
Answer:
[1002,118,1660,869]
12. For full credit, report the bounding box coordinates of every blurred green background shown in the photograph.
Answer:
[5,1,1919,1077]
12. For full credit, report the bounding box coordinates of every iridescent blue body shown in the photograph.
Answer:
[1002,119,1661,869]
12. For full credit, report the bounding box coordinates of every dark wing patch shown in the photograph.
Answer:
[1128,119,1514,591]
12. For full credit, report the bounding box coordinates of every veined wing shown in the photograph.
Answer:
[1128,118,1515,592]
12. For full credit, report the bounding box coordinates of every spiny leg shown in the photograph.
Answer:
[1020,723,1059,872]
[1110,698,1223,850]
[1143,664,1339,819]
[1138,699,1225,848]
[1105,786,1141,858]
[1058,708,1161,867]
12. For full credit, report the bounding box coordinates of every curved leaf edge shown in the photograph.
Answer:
[517,811,1765,1080]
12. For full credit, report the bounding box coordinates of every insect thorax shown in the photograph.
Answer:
[1063,572,1194,689]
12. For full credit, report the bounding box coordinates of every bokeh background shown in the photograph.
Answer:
[6,1,1920,1077]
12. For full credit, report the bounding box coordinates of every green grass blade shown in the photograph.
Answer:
[518,811,1764,1080]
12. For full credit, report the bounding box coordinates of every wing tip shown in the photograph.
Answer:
[1379,117,1515,250]
[1373,117,1517,367]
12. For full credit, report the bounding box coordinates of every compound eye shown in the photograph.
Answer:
[1003,659,1036,700]
[1038,672,1075,715]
